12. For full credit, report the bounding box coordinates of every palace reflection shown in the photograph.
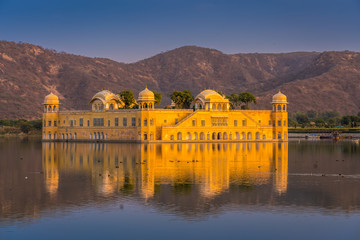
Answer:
[42,142,288,199]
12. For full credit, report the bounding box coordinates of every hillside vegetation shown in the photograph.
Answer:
[0,41,359,119]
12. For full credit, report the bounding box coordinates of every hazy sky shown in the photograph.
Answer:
[0,0,359,62]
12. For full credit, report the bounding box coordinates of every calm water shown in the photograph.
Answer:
[1,137,360,240]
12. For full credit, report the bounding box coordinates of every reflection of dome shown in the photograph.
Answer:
[44,92,59,104]
[138,87,154,101]
[272,90,288,103]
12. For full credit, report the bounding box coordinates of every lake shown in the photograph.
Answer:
[1,137,360,240]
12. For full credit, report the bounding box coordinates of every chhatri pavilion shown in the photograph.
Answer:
[42,88,288,142]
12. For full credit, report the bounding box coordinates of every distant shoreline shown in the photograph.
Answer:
[289,128,360,133]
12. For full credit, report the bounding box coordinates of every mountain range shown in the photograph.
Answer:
[0,41,359,119]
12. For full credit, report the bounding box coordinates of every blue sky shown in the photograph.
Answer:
[0,0,359,62]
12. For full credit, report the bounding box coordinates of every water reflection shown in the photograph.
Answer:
[42,142,288,200]
[1,138,360,226]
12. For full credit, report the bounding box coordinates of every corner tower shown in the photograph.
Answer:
[138,87,155,110]
[271,91,288,141]
[43,92,59,141]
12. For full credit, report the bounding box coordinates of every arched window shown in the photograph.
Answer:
[277,105,281,111]
[48,106,52,112]
[283,105,286,111]
[177,132,182,140]
[212,132,216,140]
[200,132,205,140]
[110,104,114,110]
[212,104,216,111]
[256,132,260,139]
[223,132,227,140]
[247,132,252,140]
[217,104,221,111]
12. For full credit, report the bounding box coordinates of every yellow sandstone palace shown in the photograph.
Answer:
[42,88,288,142]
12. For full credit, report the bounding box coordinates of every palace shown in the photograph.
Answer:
[42,88,288,142]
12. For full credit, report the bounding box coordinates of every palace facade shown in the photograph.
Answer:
[42,88,288,142]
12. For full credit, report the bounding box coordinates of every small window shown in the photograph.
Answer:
[48,121,51,127]
[115,118,119,126]
[108,120,110,126]
[234,120,237,127]
[123,118,127,127]
[70,120,73,127]
[138,119,141,126]
[54,121,57,127]
[278,120,281,126]
[80,118,83,127]
[74,120,76,126]
[43,121,46,127]
[201,120,205,126]
[132,117,136,127]
[143,119,147,126]
[150,119,153,126]
[242,119,247,126]
[192,120,196,127]
[175,118,178,124]
[284,120,286,126]
[87,120,90,126]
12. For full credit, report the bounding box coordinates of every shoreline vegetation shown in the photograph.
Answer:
[0,119,42,136]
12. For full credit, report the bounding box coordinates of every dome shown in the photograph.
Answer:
[138,87,155,101]
[44,92,59,104]
[90,90,122,104]
[194,89,227,103]
[272,90,288,103]
[91,90,113,102]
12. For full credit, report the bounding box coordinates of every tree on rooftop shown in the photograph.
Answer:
[170,90,194,109]
[118,90,137,109]
[238,92,257,110]
[153,90,162,105]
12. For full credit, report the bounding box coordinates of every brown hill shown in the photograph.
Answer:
[0,41,359,119]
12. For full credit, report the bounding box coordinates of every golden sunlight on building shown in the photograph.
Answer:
[42,142,288,199]
[42,88,288,142]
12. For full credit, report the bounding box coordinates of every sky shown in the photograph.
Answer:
[0,0,359,62]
